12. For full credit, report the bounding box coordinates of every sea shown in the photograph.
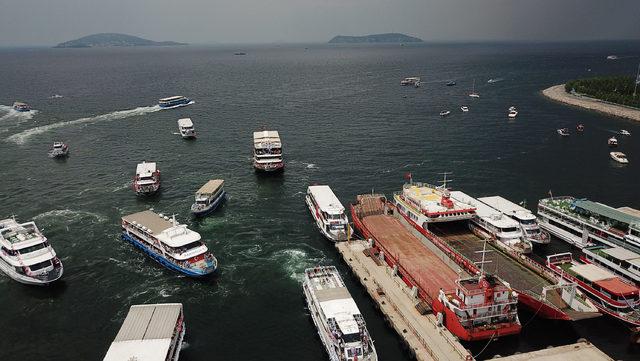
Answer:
[1,41,639,361]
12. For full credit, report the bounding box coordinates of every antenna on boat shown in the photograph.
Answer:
[171,214,177,226]
[474,240,493,276]
[438,172,453,189]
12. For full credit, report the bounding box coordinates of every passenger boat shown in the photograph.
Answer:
[608,137,618,147]
[479,196,550,245]
[537,196,640,250]
[305,185,350,242]
[158,96,192,109]
[352,194,522,341]
[103,303,185,361]
[620,129,631,136]
[508,109,518,118]
[394,181,476,224]
[177,118,196,139]
[582,245,640,286]
[121,210,218,277]
[446,80,456,86]
[303,266,378,361]
[0,217,63,285]
[577,124,585,132]
[546,253,640,326]
[133,161,161,195]
[12,101,30,112]
[460,106,469,112]
[48,141,69,158]
[439,110,451,117]
[610,151,629,164]
[557,128,570,136]
[253,130,284,172]
[469,80,480,98]
[400,77,420,86]
[191,179,226,217]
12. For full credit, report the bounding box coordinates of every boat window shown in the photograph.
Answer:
[170,241,202,254]
[330,224,345,230]
[520,219,536,225]
[17,242,47,254]
[1,247,17,256]
[29,259,52,271]
[501,227,518,233]
[346,347,363,357]
[342,332,361,343]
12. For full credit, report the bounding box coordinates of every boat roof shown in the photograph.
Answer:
[402,183,475,213]
[13,101,28,106]
[450,191,519,228]
[478,196,536,221]
[571,263,616,283]
[177,118,193,127]
[573,199,640,226]
[253,130,281,148]
[308,185,345,214]
[122,210,201,247]
[103,303,182,361]
[320,298,361,335]
[136,162,157,177]
[159,95,185,101]
[618,207,640,218]
[196,179,224,195]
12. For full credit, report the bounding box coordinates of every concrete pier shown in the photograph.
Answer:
[498,341,612,361]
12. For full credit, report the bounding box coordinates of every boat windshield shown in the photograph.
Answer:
[520,219,536,225]
[18,242,48,254]
[342,332,361,343]
[170,241,202,254]
[501,227,518,233]
[346,347,363,358]
[327,213,343,220]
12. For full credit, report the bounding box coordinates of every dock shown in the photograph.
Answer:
[498,341,613,361]
[336,239,471,361]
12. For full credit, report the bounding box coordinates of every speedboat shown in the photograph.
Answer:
[191,179,226,217]
[577,124,585,132]
[13,102,30,112]
[608,137,618,147]
[606,55,618,60]
[508,109,518,118]
[440,110,451,117]
[400,77,420,86]
[557,128,570,137]
[48,142,69,158]
[178,118,196,139]
[610,152,629,164]
[446,80,456,86]
[620,130,631,136]
[460,106,469,112]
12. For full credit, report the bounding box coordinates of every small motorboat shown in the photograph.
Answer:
[557,128,570,137]
[508,109,518,118]
[460,106,469,112]
[620,129,631,136]
[13,102,30,112]
[446,80,456,86]
[610,152,629,164]
[577,124,585,132]
[608,137,618,147]
[440,110,451,117]
[606,55,618,60]
[48,142,69,158]
[401,77,420,86]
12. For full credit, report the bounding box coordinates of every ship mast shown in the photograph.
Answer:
[474,240,493,276]
[438,171,453,190]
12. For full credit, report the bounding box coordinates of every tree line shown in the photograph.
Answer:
[565,76,639,108]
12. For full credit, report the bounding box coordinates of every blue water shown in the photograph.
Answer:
[0,42,639,360]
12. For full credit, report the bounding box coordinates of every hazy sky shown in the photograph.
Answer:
[1,0,639,46]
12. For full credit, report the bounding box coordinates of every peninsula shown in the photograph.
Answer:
[54,33,187,48]
[329,33,423,44]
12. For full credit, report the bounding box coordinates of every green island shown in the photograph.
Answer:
[565,76,640,108]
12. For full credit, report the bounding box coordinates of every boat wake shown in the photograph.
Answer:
[274,248,326,282]
[32,209,108,224]
[5,105,161,145]
[0,105,39,122]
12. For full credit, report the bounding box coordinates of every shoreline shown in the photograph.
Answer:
[542,84,640,122]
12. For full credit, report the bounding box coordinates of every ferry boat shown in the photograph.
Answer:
[103,303,185,361]
[158,96,192,109]
[190,179,226,217]
[608,137,618,147]
[582,245,640,286]
[0,217,63,285]
[450,191,532,254]
[537,196,640,250]
[400,77,420,86]
[479,196,550,245]
[303,266,378,361]
[546,253,640,326]
[12,102,30,112]
[352,194,521,341]
[177,118,196,139]
[305,185,350,242]
[253,130,284,172]
[610,151,629,164]
[48,141,69,158]
[393,181,476,225]
[121,210,217,277]
[133,161,161,195]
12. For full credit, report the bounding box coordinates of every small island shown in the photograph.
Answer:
[329,33,423,44]
[54,33,187,48]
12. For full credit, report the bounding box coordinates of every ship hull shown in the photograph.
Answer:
[191,192,226,217]
[0,258,63,286]
[253,162,284,173]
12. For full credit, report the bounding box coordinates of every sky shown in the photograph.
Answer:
[0,0,639,46]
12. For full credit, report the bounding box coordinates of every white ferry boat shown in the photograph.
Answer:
[103,303,185,361]
[479,196,550,245]
[12,101,30,112]
[0,217,63,285]
[48,141,69,158]
[393,182,476,227]
[253,130,284,172]
[537,197,640,250]
[303,266,377,361]
[191,179,226,217]
[132,161,161,195]
[158,96,192,109]
[582,245,640,286]
[450,191,532,254]
[400,76,420,86]
[121,210,218,277]
[177,118,196,139]
[305,185,350,242]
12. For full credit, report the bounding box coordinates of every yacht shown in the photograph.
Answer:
[121,210,218,277]
[446,80,456,86]
[479,196,550,245]
[582,245,640,286]
[610,151,629,164]
[608,137,618,147]
[303,266,378,361]
[0,217,63,285]
[439,110,451,117]
[177,118,196,139]
[158,96,192,109]
[577,124,585,132]
[191,179,226,217]
[400,77,420,86]
[606,55,619,60]
[620,130,631,136]
[508,109,518,118]
[103,303,185,361]
[460,106,469,112]
[133,161,161,195]
[12,102,30,112]
[48,142,69,158]
[305,185,350,242]
[469,80,480,98]
[253,130,284,172]
[557,128,570,137]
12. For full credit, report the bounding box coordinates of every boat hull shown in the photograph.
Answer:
[191,192,226,217]
[0,258,63,286]
[253,161,284,173]
[305,195,348,242]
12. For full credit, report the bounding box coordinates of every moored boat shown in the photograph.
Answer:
[479,196,550,245]
[158,96,192,109]
[103,303,185,361]
[303,266,378,361]
[305,185,350,242]
[133,161,161,195]
[0,217,63,285]
[12,102,30,112]
[582,245,640,286]
[253,130,284,172]
[48,141,69,158]
[121,210,218,277]
[177,118,196,139]
[191,179,226,217]
[400,77,420,86]
[610,151,629,164]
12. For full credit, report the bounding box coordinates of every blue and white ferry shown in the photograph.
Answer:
[190,179,226,217]
[158,96,192,109]
[121,210,217,277]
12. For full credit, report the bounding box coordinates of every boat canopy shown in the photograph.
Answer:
[136,162,157,177]
[479,196,536,221]
[253,130,281,149]
[308,185,345,214]
[451,191,519,229]
[177,118,193,128]
[196,179,224,195]
[122,210,201,247]
[572,199,640,227]
[603,247,640,261]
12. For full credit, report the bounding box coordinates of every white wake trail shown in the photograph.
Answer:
[0,105,39,123]
[6,105,161,145]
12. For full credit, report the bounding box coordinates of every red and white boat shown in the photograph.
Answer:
[133,161,161,195]
[253,130,284,172]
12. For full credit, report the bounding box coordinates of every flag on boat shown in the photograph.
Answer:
[404,172,412,181]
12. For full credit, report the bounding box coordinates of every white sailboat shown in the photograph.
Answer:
[469,79,480,98]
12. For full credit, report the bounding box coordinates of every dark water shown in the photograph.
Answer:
[1,42,640,361]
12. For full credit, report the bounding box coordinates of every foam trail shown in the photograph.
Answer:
[0,105,39,122]
[6,105,161,145]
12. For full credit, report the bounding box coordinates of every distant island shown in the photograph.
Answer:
[54,33,187,48]
[328,33,423,44]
